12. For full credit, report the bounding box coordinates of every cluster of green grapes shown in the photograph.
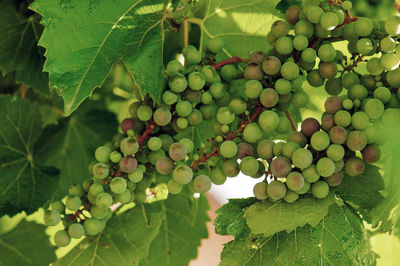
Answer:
[44,0,400,246]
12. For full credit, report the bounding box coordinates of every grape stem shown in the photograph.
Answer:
[190,147,219,169]
[67,201,92,221]
[336,10,358,28]
[213,56,247,69]
[285,110,297,132]
[226,104,265,140]
[138,120,156,146]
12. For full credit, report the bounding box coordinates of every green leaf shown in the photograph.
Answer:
[200,0,281,57]
[214,198,257,238]
[140,193,210,266]
[0,6,49,95]
[30,0,167,115]
[0,220,57,265]
[220,205,376,266]
[336,164,384,211]
[55,203,164,266]
[244,193,335,237]
[0,95,59,216]
[34,107,118,200]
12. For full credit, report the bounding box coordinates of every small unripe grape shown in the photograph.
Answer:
[302,165,320,183]
[275,36,294,55]
[342,0,352,10]
[173,165,193,184]
[207,37,224,53]
[188,72,206,91]
[253,182,268,200]
[178,138,194,154]
[342,99,353,110]
[324,97,342,114]
[137,105,153,121]
[210,168,227,185]
[271,20,289,38]
[301,118,320,137]
[258,110,279,132]
[240,156,259,176]
[280,61,299,81]
[220,65,237,81]
[120,137,139,155]
[148,137,162,151]
[364,99,384,120]
[260,88,279,108]
[229,97,247,114]
[110,151,122,163]
[110,177,127,194]
[262,56,281,75]
[301,48,317,63]
[288,131,307,147]
[346,131,367,151]
[167,179,183,194]
[282,142,300,159]
[270,156,292,178]
[311,181,329,199]
[169,143,187,161]
[292,148,313,169]
[319,62,338,79]
[273,141,284,156]
[307,69,325,87]
[220,141,237,158]
[267,180,287,200]
[193,175,212,193]
[275,78,292,95]
[341,72,360,90]
[366,58,384,76]
[316,157,335,177]
[283,190,299,203]
[243,63,263,80]
[334,110,351,127]
[92,163,109,179]
[153,107,172,126]
[245,80,263,99]
[380,52,400,71]
[89,183,104,196]
[84,218,103,236]
[54,230,71,247]
[185,48,202,65]
[120,118,136,135]
[292,90,309,108]
[326,144,345,161]
[119,156,138,173]
[221,159,239,177]
[69,183,84,197]
[68,223,85,239]
[285,5,301,25]
[345,156,365,176]
[293,35,308,51]
[355,17,373,37]
[351,111,370,130]
[96,192,113,208]
[90,205,109,219]
[356,38,374,55]
[43,210,61,226]
[243,123,262,143]
[361,144,381,163]
[236,142,254,159]
[321,12,339,30]
[295,20,314,38]
[318,44,336,62]
[166,60,183,76]
[201,92,213,105]
[286,172,305,192]
[128,168,144,183]
[176,100,192,117]
[66,196,81,212]
[374,87,391,103]
[329,126,347,144]
[311,131,330,151]
[51,201,65,213]
[257,139,274,160]
[216,107,235,125]
[188,109,203,126]
[176,117,188,129]
[385,16,400,35]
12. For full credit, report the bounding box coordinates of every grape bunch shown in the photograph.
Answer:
[44,0,400,246]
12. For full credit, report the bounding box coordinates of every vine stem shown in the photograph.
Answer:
[336,10,358,29]
[213,56,246,69]
[138,120,156,146]
[190,147,219,169]
[67,201,91,221]
[285,110,297,132]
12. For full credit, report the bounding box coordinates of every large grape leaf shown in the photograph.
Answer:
[198,0,281,57]
[0,95,59,216]
[0,220,56,265]
[214,198,257,238]
[34,106,118,200]
[55,203,164,265]
[220,205,376,266]
[244,193,335,237]
[0,5,49,95]
[140,193,209,266]
[30,0,168,115]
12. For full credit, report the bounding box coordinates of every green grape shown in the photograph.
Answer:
[311,181,329,199]
[275,36,293,55]
[270,156,292,178]
[243,63,264,80]
[283,190,299,203]
[325,78,343,96]
[201,66,220,84]
[285,5,301,25]
[363,125,378,144]
[334,110,351,127]
[275,79,292,95]
[223,159,240,177]
[260,88,279,108]
[176,100,192,117]
[240,156,259,176]
[207,37,224,53]
[215,92,230,106]
[148,137,162,151]
[220,141,238,158]
[51,201,65,213]
[302,165,320,183]
[250,51,267,64]
[366,58,384,76]
[128,168,144,183]
[193,175,212,193]
[179,138,194,153]
[137,105,153,121]
[288,132,307,147]
[92,163,109,179]
[282,141,300,159]
[84,218,103,236]
[314,24,330,39]
[292,148,313,169]
[66,196,81,212]
[310,131,330,151]
[267,180,287,200]
[221,125,229,133]
[305,6,324,24]
[210,168,227,185]
[188,72,206,91]
[320,12,339,30]
[257,139,274,160]
[381,37,396,52]
[166,60,183,77]
[341,72,359,89]
[185,48,202,65]
[271,20,289,38]
[319,62,338,79]
[245,80,263,99]
[286,172,305,192]
[351,111,370,130]
[280,61,299,80]
[169,143,187,161]
[96,192,113,208]
[326,144,345,161]
[253,182,268,200]
[301,48,317,63]
[346,130,368,152]
[293,35,308,51]
[355,17,373,37]
[342,99,353,110]
[356,38,373,55]
[110,177,127,194]
[345,156,365,176]
[262,56,281,75]
[116,189,132,204]
[173,165,193,184]
[229,97,247,114]
[134,190,147,204]
[329,126,348,144]
[381,52,400,71]
[68,223,85,239]
[169,73,187,93]
[326,172,343,187]
[362,144,381,163]
[307,69,325,87]
[220,65,238,81]
[201,92,213,105]
[374,87,391,103]
[110,151,122,163]
[167,179,183,194]
[275,115,291,133]
[292,91,309,108]
[54,230,71,247]
[295,20,314,38]
[188,109,203,126]
[318,44,336,62]
[95,146,111,163]
[272,141,284,156]
[90,205,109,219]
[342,0,352,10]
[316,157,335,177]
[387,69,400,88]
[200,104,217,121]
[120,137,139,155]
[69,183,84,197]
[89,183,104,196]
[119,156,138,173]
[385,16,400,35]
[216,107,235,125]
[176,117,188,129]
[43,210,61,226]
[153,107,172,126]
[258,110,280,132]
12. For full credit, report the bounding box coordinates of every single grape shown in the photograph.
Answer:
[193,175,212,193]
[311,181,329,199]
[341,72,360,90]
[366,58,384,76]
[361,144,381,163]
[110,151,122,163]
[66,196,81,212]
[201,66,220,84]
[237,142,254,159]
[324,96,342,114]
[292,148,313,169]
[240,156,259,176]
[167,179,183,194]
[220,141,238,158]
[89,183,104,196]
[245,80,263,99]
[253,182,268,200]
[311,131,330,151]
[148,150,166,165]
[243,123,263,143]
[243,63,264,80]
[283,190,299,203]
[301,118,320,137]
[286,172,305,192]
[128,168,144,183]
[346,131,368,151]
[43,210,61,226]
[342,99,353,110]
[270,156,292,178]
[220,65,238,81]
[302,165,320,183]
[351,111,370,130]
[262,56,281,75]
[249,50,266,64]
[210,168,228,185]
[318,44,336,62]
[316,157,335,177]
[344,156,365,176]
[117,189,133,204]
[285,5,301,25]
[260,88,279,108]
[356,38,374,55]
[272,141,284,156]
[385,16,400,35]
[69,183,84,197]
[293,35,308,51]
[188,72,206,91]
[96,192,113,208]
[94,146,111,163]
[207,37,224,53]
[148,137,162,151]
[364,98,384,120]
[54,230,71,247]
[301,48,317,64]
[166,60,183,76]
[222,159,240,177]
[307,69,325,87]
[282,141,300,159]
[275,36,294,56]
[275,78,292,95]
[267,180,287,200]
[319,62,338,79]
[305,6,324,24]
[176,100,193,117]
[374,87,391,103]
[334,110,352,127]
[92,163,109,179]
[188,109,203,126]
[297,181,311,194]
[173,165,193,185]
[342,0,352,10]
[185,48,202,65]
[51,201,65,213]
[110,177,127,194]
[201,92,213,105]
[295,20,314,38]
[216,107,235,125]
[329,126,348,144]
[169,143,187,161]
[176,117,188,129]
[321,12,339,30]
[137,105,153,121]
[120,137,139,155]
[271,20,289,38]
[84,218,103,236]
[153,107,172,126]
[326,144,345,161]
[325,78,343,96]
[68,223,85,239]
[257,139,274,160]
[229,97,247,114]
[258,110,280,132]
[179,138,194,153]
[90,205,109,219]
[355,17,373,37]
[280,61,299,80]
[119,156,138,173]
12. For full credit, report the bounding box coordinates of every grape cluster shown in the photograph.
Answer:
[44,0,400,246]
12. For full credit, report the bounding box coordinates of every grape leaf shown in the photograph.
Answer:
[214,198,258,238]
[55,203,164,265]
[140,193,209,266]
[0,95,59,216]
[200,0,281,57]
[0,220,56,265]
[34,106,118,200]
[0,6,49,95]
[220,205,376,266]
[244,193,335,237]
[30,0,167,115]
